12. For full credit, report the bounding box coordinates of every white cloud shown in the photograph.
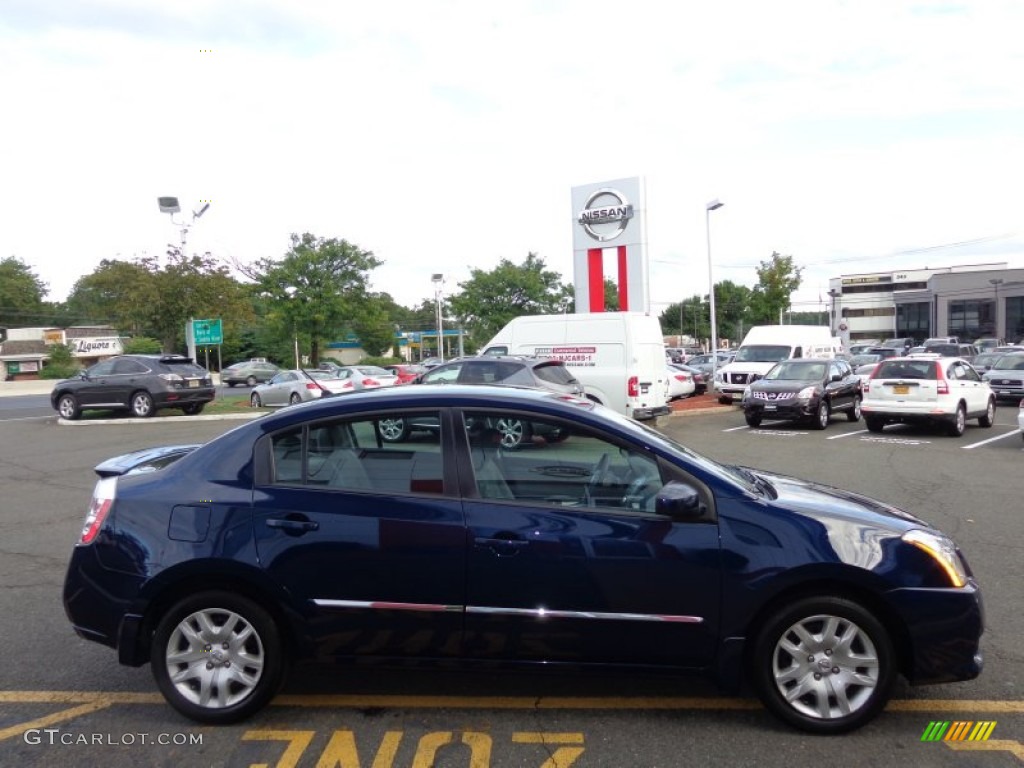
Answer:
[1,0,1022,318]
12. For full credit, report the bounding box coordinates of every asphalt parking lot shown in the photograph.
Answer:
[0,399,1021,767]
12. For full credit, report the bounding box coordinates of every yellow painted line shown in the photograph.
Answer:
[0,690,1022,713]
[945,740,1024,760]
[0,700,113,742]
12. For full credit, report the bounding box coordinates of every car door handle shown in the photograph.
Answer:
[475,536,529,557]
[267,517,320,534]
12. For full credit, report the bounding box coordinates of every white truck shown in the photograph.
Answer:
[481,312,671,421]
[714,325,842,404]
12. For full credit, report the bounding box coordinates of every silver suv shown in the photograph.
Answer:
[378,357,584,447]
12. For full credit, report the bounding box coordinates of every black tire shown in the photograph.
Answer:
[978,399,995,428]
[288,393,301,405]
[751,595,896,734]
[226,381,236,388]
[718,395,733,405]
[150,591,285,724]
[56,393,81,420]
[250,393,262,408]
[379,417,410,442]
[246,376,257,387]
[865,417,884,433]
[847,395,862,422]
[813,400,830,430]
[946,403,966,437]
[744,411,762,428]
[182,403,205,416]
[130,391,155,418]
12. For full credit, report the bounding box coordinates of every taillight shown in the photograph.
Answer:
[628,376,639,397]
[79,477,116,545]
[935,362,949,395]
[362,378,379,387]
[305,382,320,390]
[674,373,690,382]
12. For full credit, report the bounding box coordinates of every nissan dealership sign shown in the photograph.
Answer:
[571,176,648,313]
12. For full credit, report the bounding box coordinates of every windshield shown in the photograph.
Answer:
[765,361,826,380]
[733,344,792,363]
[991,354,1024,371]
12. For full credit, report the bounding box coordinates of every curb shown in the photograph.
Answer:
[57,413,265,426]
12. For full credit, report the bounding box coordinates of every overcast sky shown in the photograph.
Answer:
[2,0,1023,319]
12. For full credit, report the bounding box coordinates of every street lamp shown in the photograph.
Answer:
[283,286,301,369]
[158,197,210,362]
[990,278,1004,337]
[827,289,840,334]
[432,273,444,363]
[706,199,724,390]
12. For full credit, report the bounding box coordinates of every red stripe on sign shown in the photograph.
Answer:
[588,249,604,312]
[617,245,629,311]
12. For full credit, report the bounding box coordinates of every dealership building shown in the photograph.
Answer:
[827,262,1024,345]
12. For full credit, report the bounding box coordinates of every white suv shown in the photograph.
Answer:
[861,356,995,437]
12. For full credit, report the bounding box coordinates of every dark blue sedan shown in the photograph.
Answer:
[63,385,983,733]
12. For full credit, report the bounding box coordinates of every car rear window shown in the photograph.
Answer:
[874,360,938,379]
[533,362,577,385]
[163,361,208,376]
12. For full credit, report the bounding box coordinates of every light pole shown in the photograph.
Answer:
[158,197,210,362]
[432,273,444,363]
[990,278,1004,337]
[827,289,840,334]
[706,199,724,390]
[283,286,301,369]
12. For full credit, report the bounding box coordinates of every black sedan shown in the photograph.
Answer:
[63,385,982,734]
[740,358,862,429]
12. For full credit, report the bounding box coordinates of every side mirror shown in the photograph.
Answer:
[831,373,842,382]
[655,481,705,519]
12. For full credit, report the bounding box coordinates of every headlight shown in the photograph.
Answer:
[903,529,968,587]
[797,385,818,399]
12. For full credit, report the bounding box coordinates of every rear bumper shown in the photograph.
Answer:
[633,405,672,421]
[153,388,217,407]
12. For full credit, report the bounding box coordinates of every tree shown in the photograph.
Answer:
[65,259,157,332]
[448,252,568,344]
[241,233,382,367]
[0,257,48,328]
[714,280,754,345]
[747,252,803,325]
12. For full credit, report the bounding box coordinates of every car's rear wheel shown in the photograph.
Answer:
[813,400,830,430]
[847,395,862,422]
[182,403,205,416]
[246,376,257,387]
[250,393,262,408]
[151,591,285,724]
[865,416,884,433]
[379,418,410,442]
[289,393,301,405]
[226,382,236,388]
[752,596,895,734]
[946,403,966,437]
[56,393,80,420]
[130,391,155,418]
[744,411,762,428]
[978,399,995,428]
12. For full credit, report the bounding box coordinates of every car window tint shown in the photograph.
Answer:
[461,411,662,513]
[270,413,445,495]
[112,358,148,374]
[165,361,207,375]
[876,360,937,380]
[89,360,116,376]
[423,364,461,383]
[533,362,576,385]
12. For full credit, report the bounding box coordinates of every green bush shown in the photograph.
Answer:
[39,364,79,380]
[360,355,403,366]
[122,336,162,354]
[39,342,80,379]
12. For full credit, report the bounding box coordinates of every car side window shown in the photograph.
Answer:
[87,360,116,376]
[268,413,446,495]
[423,363,462,384]
[461,411,663,513]
[112,358,148,374]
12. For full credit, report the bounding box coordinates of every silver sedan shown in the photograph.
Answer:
[249,370,353,407]
[331,365,399,391]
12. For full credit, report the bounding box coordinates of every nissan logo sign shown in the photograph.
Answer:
[577,187,634,242]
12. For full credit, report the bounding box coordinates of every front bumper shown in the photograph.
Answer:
[742,399,816,420]
[885,581,985,685]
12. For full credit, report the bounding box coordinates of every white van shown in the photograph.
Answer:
[481,312,671,421]
[714,325,841,403]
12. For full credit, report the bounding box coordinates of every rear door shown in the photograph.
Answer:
[947,360,988,413]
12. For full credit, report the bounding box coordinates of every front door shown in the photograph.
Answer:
[457,409,721,668]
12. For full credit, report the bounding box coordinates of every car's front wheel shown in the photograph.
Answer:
[130,391,155,418]
[56,393,80,420]
[151,591,285,724]
[752,596,896,734]
[250,393,262,408]
[744,411,762,428]
[978,399,995,428]
[813,400,830,430]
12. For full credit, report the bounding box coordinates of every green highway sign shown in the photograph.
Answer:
[192,318,223,345]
